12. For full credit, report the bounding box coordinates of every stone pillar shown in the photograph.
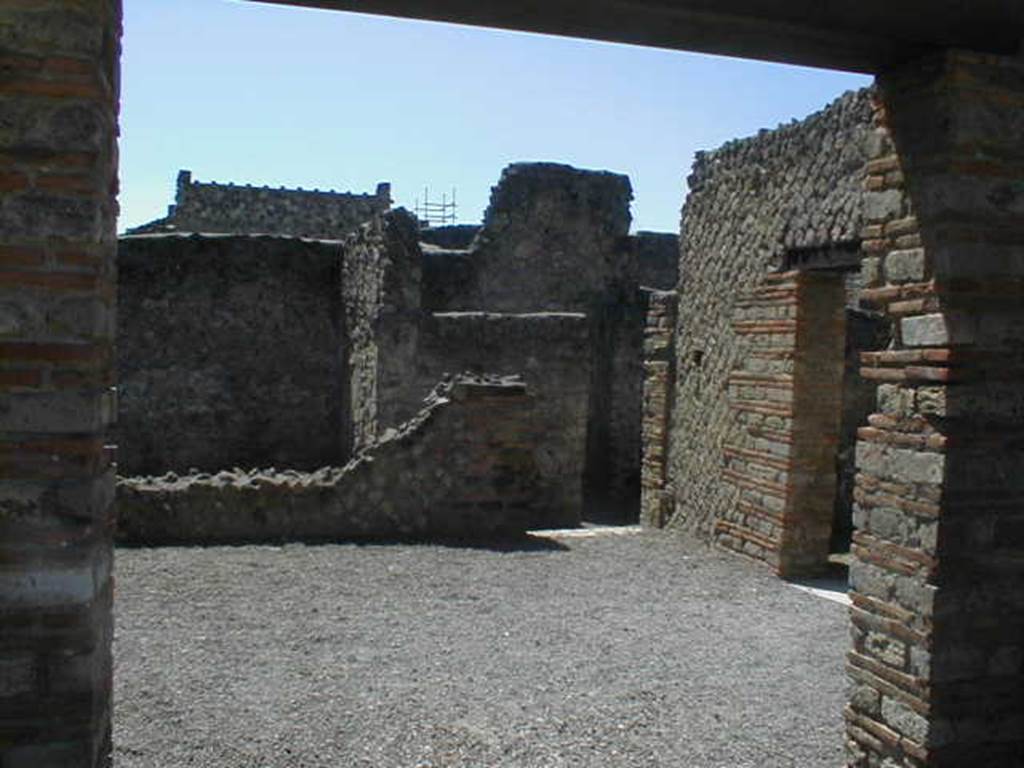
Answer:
[846,51,1024,767]
[639,289,677,527]
[0,1,120,766]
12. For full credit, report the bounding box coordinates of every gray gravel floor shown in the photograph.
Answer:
[113,528,850,767]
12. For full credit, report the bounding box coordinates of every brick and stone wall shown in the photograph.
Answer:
[116,233,347,476]
[0,1,121,765]
[128,169,391,240]
[717,270,848,575]
[639,290,678,527]
[341,209,423,451]
[844,52,1024,768]
[667,88,875,552]
[117,375,546,544]
[414,311,591,528]
[833,297,892,553]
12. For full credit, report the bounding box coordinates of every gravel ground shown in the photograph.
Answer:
[113,527,850,767]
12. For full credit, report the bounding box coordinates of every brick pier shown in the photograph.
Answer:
[845,51,1024,767]
[0,1,121,765]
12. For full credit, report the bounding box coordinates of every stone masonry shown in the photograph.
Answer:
[117,375,547,545]
[128,169,392,240]
[453,163,634,312]
[6,3,1024,768]
[639,289,677,528]
[843,52,1024,768]
[425,163,673,520]
[0,1,121,765]
[115,162,677,528]
[416,311,591,528]
[653,88,875,571]
[717,270,847,575]
[117,233,348,476]
[342,208,424,451]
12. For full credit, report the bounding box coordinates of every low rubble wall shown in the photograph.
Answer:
[117,376,546,545]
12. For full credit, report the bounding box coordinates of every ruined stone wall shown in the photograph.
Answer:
[117,234,346,476]
[117,376,545,544]
[341,209,423,450]
[421,229,675,313]
[424,163,645,520]
[129,170,390,240]
[666,88,875,545]
[415,312,591,527]
[455,162,635,312]
[640,290,678,527]
[421,246,477,312]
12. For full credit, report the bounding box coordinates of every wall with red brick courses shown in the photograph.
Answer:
[639,289,677,527]
[667,88,874,548]
[845,51,1024,768]
[0,1,120,765]
[717,270,847,576]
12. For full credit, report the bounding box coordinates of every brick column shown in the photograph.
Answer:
[846,51,1024,767]
[639,289,677,527]
[718,270,846,576]
[0,2,120,766]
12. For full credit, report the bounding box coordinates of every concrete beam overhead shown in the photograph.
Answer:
[249,0,1024,73]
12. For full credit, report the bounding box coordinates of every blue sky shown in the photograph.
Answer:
[119,0,872,233]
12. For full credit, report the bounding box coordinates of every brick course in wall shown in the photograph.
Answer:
[844,52,1024,768]
[668,88,874,548]
[639,289,677,527]
[0,1,121,765]
[717,270,847,575]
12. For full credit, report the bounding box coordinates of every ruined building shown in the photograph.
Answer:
[4,1,1024,765]
[116,163,679,536]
